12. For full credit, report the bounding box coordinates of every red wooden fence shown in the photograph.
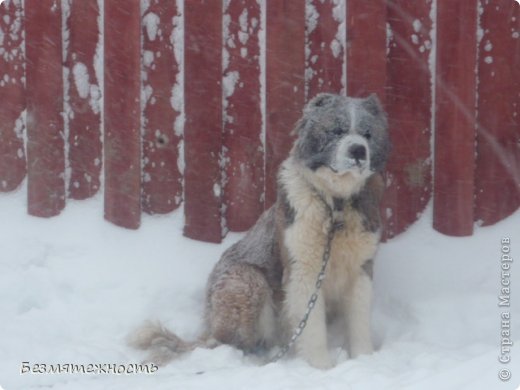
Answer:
[475,0,520,228]
[141,0,183,216]
[25,0,65,217]
[0,0,25,193]
[384,0,433,239]
[0,0,518,243]
[183,0,223,242]
[223,0,263,232]
[66,0,102,201]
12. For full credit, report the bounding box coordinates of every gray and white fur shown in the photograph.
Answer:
[128,93,390,369]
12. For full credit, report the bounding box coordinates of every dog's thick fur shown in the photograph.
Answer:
[129,93,390,369]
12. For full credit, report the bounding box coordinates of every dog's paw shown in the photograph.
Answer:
[305,352,334,370]
[349,343,374,359]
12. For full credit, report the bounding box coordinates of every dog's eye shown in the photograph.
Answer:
[331,127,344,136]
[363,130,372,140]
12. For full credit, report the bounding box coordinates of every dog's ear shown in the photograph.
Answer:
[290,117,307,136]
[362,93,385,118]
[294,93,334,135]
[308,93,334,108]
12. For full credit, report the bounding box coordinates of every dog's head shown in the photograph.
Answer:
[292,93,390,195]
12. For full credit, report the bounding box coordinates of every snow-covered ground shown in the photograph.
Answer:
[1,185,519,390]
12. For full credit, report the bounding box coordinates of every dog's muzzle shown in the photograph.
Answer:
[332,134,370,174]
[348,144,367,166]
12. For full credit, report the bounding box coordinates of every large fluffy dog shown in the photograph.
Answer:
[130,93,390,369]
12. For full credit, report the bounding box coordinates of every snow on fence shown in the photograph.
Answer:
[0,0,518,243]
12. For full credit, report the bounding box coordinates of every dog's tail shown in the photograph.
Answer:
[127,321,219,366]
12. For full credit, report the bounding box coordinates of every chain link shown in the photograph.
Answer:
[269,197,337,363]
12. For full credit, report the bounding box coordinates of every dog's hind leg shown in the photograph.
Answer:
[207,263,276,353]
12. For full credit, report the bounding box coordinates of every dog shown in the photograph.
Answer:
[129,93,390,369]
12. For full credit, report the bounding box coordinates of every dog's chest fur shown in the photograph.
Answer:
[280,166,380,309]
[324,205,379,301]
[284,200,378,297]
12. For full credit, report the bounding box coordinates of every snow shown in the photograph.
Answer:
[332,0,346,94]
[412,19,422,33]
[212,182,221,198]
[0,4,23,63]
[429,0,437,182]
[170,0,185,184]
[238,30,249,46]
[1,183,519,390]
[13,109,25,143]
[259,0,266,204]
[304,0,318,97]
[222,70,240,99]
[329,38,341,59]
[72,62,90,99]
[305,1,346,96]
[142,84,153,107]
[238,8,249,44]
[305,1,319,35]
[94,0,104,191]
[142,12,160,42]
[61,0,72,197]
[142,50,154,68]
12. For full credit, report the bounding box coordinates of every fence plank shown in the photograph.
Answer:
[184,0,223,243]
[25,0,65,217]
[475,0,520,226]
[382,0,434,238]
[346,0,386,99]
[306,0,345,98]
[222,0,264,232]
[104,0,141,229]
[3,0,518,241]
[141,0,183,215]
[265,0,305,207]
[66,0,102,200]
[0,0,26,192]
[433,0,478,236]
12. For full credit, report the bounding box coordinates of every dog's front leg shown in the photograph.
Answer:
[345,264,374,358]
[285,264,333,369]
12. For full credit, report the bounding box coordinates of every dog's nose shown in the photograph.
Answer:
[348,144,366,162]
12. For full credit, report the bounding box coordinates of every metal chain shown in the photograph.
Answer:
[269,197,337,363]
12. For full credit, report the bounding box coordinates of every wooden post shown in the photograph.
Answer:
[104,0,141,229]
[184,0,223,243]
[306,0,345,98]
[141,0,183,215]
[67,0,102,200]
[346,0,386,99]
[475,0,520,226]
[25,0,65,217]
[433,0,478,236]
[265,0,305,207]
[382,0,434,238]
[222,0,264,232]
[0,0,26,192]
